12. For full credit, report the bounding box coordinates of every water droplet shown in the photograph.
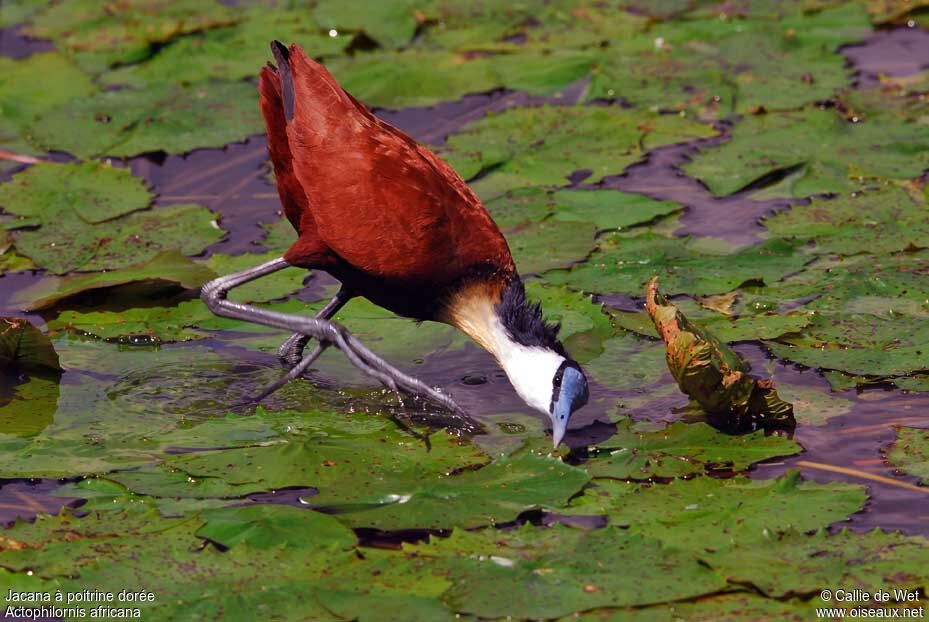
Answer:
[329,29,338,37]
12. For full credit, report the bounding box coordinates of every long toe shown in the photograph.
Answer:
[278,332,311,367]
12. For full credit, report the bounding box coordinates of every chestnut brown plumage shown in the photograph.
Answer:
[201,42,588,446]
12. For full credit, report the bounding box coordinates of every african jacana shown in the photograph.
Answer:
[201,42,589,446]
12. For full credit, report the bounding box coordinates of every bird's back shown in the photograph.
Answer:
[259,43,514,313]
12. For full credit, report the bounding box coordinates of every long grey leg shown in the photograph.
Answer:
[201,257,466,416]
[278,287,353,366]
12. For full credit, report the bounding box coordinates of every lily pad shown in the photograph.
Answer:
[684,104,929,198]
[11,251,216,311]
[0,375,59,438]
[441,105,716,196]
[0,317,61,373]
[314,0,420,49]
[551,188,682,231]
[419,524,728,619]
[0,161,153,225]
[646,278,795,427]
[583,418,801,480]
[24,0,236,73]
[30,80,262,159]
[12,202,223,275]
[0,53,96,164]
[886,426,929,484]
[708,528,929,598]
[568,472,867,551]
[544,233,809,296]
[101,7,345,88]
[764,185,929,255]
[590,4,868,116]
[196,504,357,550]
[315,452,590,530]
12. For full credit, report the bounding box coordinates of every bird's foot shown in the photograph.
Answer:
[278,332,310,367]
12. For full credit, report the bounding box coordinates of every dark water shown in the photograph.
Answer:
[843,25,929,87]
[2,22,929,537]
[0,25,54,59]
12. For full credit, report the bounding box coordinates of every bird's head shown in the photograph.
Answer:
[444,277,589,447]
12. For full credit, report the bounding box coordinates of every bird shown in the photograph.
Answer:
[201,41,589,446]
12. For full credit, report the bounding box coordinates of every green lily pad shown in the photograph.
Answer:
[47,300,210,344]
[590,4,868,117]
[583,418,801,480]
[0,53,96,165]
[196,504,357,550]
[886,426,929,484]
[584,332,669,392]
[708,528,929,598]
[568,472,866,551]
[684,104,929,198]
[315,452,590,530]
[112,421,488,502]
[30,80,262,159]
[0,316,61,373]
[101,7,345,88]
[11,251,216,311]
[544,233,810,296]
[608,298,813,343]
[764,185,929,255]
[0,506,349,620]
[314,0,420,49]
[441,105,716,196]
[0,375,59,438]
[551,188,681,231]
[12,201,223,275]
[572,592,814,622]
[0,0,47,27]
[24,0,236,73]
[0,161,153,225]
[771,382,854,427]
[646,278,795,427]
[418,524,728,619]
[766,314,929,377]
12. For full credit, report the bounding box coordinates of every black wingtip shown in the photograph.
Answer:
[270,40,294,121]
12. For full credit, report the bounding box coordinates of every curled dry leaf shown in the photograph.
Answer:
[645,277,794,429]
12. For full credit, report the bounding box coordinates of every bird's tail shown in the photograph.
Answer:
[270,40,295,122]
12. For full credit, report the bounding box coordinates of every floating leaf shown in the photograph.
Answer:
[196,505,357,550]
[684,104,929,198]
[0,160,152,226]
[420,524,728,619]
[12,251,216,311]
[708,528,929,598]
[30,80,262,159]
[24,0,237,73]
[0,53,96,166]
[886,426,929,484]
[569,472,866,551]
[47,300,210,344]
[583,418,801,480]
[441,105,716,196]
[317,453,590,530]
[764,185,929,255]
[11,201,223,275]
[314,0,420,48]
[0,317,61,373]
[646,278,795,427]
[590,4,868,116]
[0,375,59,437]
[113,425,488,503]
[545,233,809,297]
[101,7,345,88]
[550,188,681,231]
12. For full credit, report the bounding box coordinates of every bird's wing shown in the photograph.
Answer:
[278,44,514,285]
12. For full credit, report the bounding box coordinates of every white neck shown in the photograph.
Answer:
[443,290,564,415]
